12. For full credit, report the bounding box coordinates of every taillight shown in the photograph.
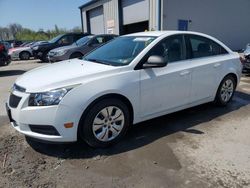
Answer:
[0,45,4,52]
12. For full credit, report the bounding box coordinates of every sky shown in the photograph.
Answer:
[0,0,90,31]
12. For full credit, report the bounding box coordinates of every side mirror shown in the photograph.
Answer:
[143,55,168,69]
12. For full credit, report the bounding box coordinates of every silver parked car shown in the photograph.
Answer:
[48,34,117,62]
[8,41,48,60]
[8,46,34,60]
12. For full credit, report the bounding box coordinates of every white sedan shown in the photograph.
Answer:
[6,31,242,148]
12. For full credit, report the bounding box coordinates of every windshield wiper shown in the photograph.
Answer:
[85,58,112,66]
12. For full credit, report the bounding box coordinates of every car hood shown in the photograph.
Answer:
[15,59,118,92]
[10,47,30,52]
[50,44,76,52]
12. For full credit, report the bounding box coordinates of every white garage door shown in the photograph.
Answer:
[122,0,149,25]
[88,6,104,34]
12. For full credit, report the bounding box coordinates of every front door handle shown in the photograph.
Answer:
[180,70,190,76]
[214,63,221,68]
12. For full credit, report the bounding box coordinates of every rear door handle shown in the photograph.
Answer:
[180,70,190,76]
[214,63,221,68]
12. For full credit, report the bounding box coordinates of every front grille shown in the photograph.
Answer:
[13,84,26,93]
[245,63,250,69]
[29,125,60,136]
[9,94,22,108]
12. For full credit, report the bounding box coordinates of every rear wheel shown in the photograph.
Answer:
[79,98,130,148]
[19,51,30,60]
[214,75,236,106]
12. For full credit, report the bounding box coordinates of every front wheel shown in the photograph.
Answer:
[19,51,30,60]
[214,75,236,106]
[41,52,49,62]
[79,98,130,148]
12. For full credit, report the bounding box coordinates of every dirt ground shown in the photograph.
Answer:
[0,60,250,188]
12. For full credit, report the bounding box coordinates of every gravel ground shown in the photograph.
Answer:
[0,60,250,188]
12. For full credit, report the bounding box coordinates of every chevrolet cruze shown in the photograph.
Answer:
[6,31,242,148]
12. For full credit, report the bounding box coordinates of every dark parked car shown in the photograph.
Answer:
[0,42,11,66]
[6,40,23,48]
[1,41,11,50]
[243,44,250,72]
[48,34,117,62]
[31,33,89,62]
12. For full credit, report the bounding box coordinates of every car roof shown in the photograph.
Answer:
[125,30,232,52]
[125,30,212,37]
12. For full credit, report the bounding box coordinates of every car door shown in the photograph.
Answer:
[185,34,228,102]
[139,35,192,117]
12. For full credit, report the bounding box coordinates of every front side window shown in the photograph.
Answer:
[84,36,156,66]
[186,35,228,59]
[146,35,184,63]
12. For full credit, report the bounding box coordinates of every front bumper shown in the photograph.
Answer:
[6,90,80,142]
[48,55,64,63]
[8,51,19,60]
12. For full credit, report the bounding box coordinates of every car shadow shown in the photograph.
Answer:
[36,61,46,64]
[27,91,250,159]
[0,70,26,77]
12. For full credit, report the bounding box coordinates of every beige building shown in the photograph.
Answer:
[79,0,250,50]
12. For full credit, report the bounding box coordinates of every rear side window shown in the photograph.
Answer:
[58,35,74,45]
[105,36,116,42]
[186,35,228,59]
[74,34,85,41]
[91,36,106,45]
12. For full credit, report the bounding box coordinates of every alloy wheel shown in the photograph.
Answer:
[92,106,125,142]
[220,79,234,102]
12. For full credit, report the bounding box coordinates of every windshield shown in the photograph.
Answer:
[84,36,156,66]
[76,36,93,46]
[49,35,63,43]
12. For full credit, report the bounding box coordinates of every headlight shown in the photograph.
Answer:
[32,46,39,50]
[55,50,68,56]
[28,85,79,106]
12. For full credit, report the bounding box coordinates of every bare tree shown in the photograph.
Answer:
[0,27,13,40]
[72,26,82,33]
[8,23,23,38]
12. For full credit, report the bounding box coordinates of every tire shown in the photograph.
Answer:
[69,52,83,59]
[41,51,49,62]
[79,98,130,148]
[19,51,30,60]
[214,75,236,106]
